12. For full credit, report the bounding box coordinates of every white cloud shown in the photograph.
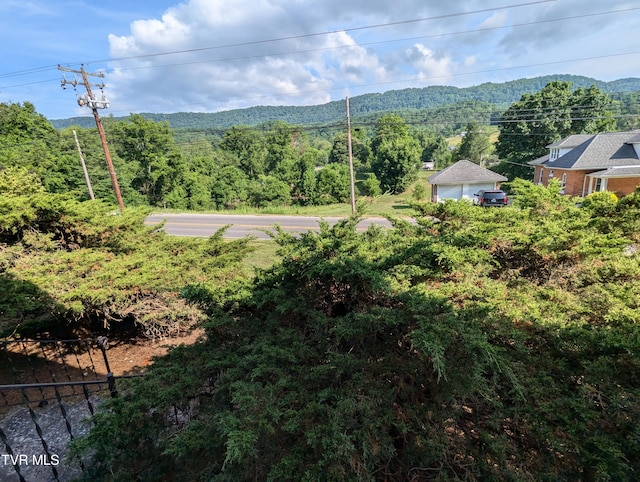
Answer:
[99,0,640,115]
[106,0,400,114]
[478,11,508,30]
[406,44,455,81]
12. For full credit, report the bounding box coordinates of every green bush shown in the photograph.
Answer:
[581,190,618,216]
[411,182,427,200]
[0,168,253,337]
[71,196,640,480]
[360,173,382,197]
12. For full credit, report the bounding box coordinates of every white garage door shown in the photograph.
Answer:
[437,184,462,201]
[463,183,495,200]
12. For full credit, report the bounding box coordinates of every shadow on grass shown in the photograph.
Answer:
[391,202,416,211]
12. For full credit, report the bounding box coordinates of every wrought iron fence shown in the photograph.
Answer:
[0,337,141,481]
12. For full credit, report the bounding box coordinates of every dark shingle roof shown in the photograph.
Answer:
[528,153,549,166]
[547,135,593,149]
[546,132,640,169]
[428,160,507,184]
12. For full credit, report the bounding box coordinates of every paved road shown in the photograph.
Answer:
[145,213,394,239]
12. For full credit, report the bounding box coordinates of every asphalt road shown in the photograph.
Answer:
[145,213,394,239]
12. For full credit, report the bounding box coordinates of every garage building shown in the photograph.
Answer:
[428,160,508,203]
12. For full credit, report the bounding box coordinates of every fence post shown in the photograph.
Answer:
[96,337,117,398]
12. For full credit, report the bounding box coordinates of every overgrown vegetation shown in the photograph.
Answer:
[0,166,252,338]
[70,182,640,481]
[3,78,640,480]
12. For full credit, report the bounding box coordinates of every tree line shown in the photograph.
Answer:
[0,79,630,212]
[3,79,640,481]
[50,74,640,131]
[0,104,442,208]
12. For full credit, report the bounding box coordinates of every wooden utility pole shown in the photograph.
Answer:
[58,65,125,211]
[72,130,95,200]
[346,96,356,215]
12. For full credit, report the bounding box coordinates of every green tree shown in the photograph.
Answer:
[328,131,371,168]
[0,102,75,192]
[452,122,492,164]
[110,114,187,207]
[249,175,291,207]
[315,163,350,204]
[264,121,300,173]
[370,114,421,194]
[219,126,266,178]
[360,173,381,197]
[612,92,640,131]
[292,149,318,205]
[495,81,615,179]
[420,132,452,169]
[179,155,218,210]
[210,166,250,209]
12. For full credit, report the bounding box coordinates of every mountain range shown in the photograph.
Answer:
[50,74,640,131]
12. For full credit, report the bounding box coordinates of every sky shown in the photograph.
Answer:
[1,0,639,120]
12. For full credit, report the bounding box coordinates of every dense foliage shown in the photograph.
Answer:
[2,75,638,215]
[452,121,493,165]
[371,114,421,194]
[494,81,616,179]
[0,167,252,338]
[71,183,640,481]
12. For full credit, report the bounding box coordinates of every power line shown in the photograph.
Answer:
[104,6,640,74]
[4,6,635,87]
[2,4,638,120]
[2,1,555,81]
[96,50,640,117]
[2,112,637,156]
[81,0,558,67]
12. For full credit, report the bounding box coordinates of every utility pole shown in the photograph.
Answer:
[58,65,125,211]
[72,130,95,200]
[345,96,356,215]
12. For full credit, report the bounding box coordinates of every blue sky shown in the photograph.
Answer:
[1,0,639,120]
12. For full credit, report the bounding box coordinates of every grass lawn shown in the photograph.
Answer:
[242,240,281,271]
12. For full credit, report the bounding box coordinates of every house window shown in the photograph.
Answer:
[550,148,559,161]
[548,170,554,178]
[538,168,544,184]
[560,173,567,190]
[595,178,603,192]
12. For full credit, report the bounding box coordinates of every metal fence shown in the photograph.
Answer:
[0,337,141,482]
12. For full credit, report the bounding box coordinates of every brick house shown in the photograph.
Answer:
[428,160,507,202]
[529,131,640,197]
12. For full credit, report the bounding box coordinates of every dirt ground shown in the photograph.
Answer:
[0,330,206,481]
[0,329,205,412]
[93,328,205,375]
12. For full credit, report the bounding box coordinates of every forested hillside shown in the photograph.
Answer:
[1,78,634,213]
[50,74,640,131]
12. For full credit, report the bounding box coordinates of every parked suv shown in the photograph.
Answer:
[474,190,508,207]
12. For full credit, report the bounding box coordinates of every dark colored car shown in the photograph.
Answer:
[474,190,508,207]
